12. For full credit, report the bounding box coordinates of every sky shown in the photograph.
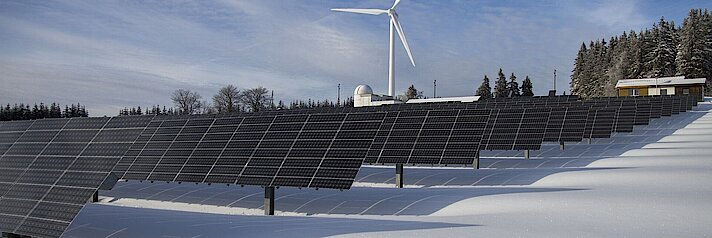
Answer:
[1,0,711,116]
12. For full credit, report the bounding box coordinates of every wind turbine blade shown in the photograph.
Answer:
[391,0,402,9]
[391,14,415,67]
[331,8,388,15]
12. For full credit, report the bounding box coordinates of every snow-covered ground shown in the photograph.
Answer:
[63,102,712,237]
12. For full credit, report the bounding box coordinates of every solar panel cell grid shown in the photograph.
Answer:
[117,112,385,189]
[634,101,651,125]
[0,115,156,238]
[1,95,697,237]
[661,97,674,116]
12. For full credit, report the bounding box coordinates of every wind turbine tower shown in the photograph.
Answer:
[332,0,416,97]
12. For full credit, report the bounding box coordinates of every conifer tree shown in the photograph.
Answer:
[647,17,678,77]
[493,68,509,98]
[507,73,520,97]
[521,76,534,96]
[475,75,493,99]
[404,84,423,100]
[570,43,588,97]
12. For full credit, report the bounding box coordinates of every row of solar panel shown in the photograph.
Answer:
[0,116,154,238]
[311,96,692,165]
[0,95,697,238]
[112,112,387,190]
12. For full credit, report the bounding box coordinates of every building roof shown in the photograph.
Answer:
[616,76,707,88]
[406,96,480,104]
[354,84,373,95]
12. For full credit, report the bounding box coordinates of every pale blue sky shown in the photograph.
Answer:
[1,0,710,116]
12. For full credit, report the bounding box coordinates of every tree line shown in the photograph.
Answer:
[571,9,712,98]
[396,71,534,102]
[120,85,356,116]
[0,103,88,121]
[475,68,534,99]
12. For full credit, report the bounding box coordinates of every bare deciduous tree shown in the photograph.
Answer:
[212,85,241,113]
[171,89,202,115]
[241,86,270,112]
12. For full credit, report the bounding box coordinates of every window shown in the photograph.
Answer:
[682,88,690,95]
[660,89,668,95]
[629,88,639,96]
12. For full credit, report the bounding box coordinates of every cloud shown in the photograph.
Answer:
[1,0,710,116]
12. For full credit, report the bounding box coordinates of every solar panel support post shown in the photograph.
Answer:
[587,138,592,144]
[264,186,275,215]
[560,141,565,150]
[395,163,404,188]
[473,151,480,169]
[524,150,530,159]
[92,191,99,203]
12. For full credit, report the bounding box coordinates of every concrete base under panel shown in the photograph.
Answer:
[395,164,404,188]
[524,150,530,159]
[473,151,480,169]
[264,187,275,215]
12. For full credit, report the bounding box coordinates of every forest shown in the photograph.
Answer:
[0,103,88,121]
[570,9,712,98]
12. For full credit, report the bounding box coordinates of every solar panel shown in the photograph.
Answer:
[558,107,589,142]
[117,112,386,190]
[364,109,490,165]
[513,108,550,150]
[0,116,152,238]
[543,107,566,142]
[440,109,489,164]
[364,112,397,164]
[671,96,682,114]
[583,108,616,139]
[612,105,635,133]
[376,110,427,164]
[3,93,701,235]
[633,101,651,125]
[647,97,663,118]
[661,96,674,116]
[686,94,696,110]
[480,108,550,151]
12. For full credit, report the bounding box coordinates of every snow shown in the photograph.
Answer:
[63,102,712,237]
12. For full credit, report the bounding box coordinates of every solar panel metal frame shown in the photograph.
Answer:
[0,116,154,238]
[117,112,386,190]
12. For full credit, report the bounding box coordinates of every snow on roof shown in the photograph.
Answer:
[616,76,706,88]
[406,96,480,104]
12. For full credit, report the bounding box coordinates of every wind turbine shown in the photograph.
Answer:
[332,0,415,97]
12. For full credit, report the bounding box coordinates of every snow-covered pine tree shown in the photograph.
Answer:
[586,40,606,98]
[676,9,709,93]
[494,68,509,98]
[602,36,619,96]
[628,31,643,78]
[647,17,678,77]
[702,10,712,95]
[570,43,588,97]
[637,30,656,78]
[507,73,520,97]
[475,75,493,99]
[608,33,631,93]
[521,76,534,96]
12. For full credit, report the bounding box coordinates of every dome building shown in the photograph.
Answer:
[353,84,403,107]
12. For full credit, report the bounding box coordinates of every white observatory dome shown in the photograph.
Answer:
[354,84,374,95]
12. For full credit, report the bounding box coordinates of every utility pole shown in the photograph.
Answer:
[433,80,437,98]
[337,83,341,106]
[271,90,274,110]
[554,69,557,92]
